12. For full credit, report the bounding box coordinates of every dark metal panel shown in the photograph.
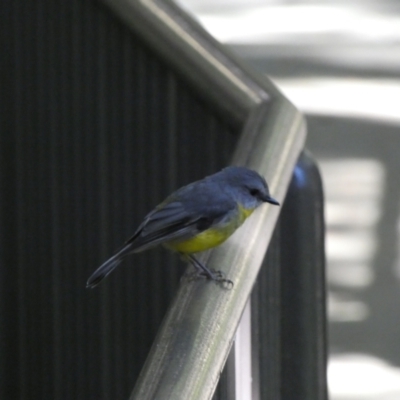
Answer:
[0,3,19,398]
[279,152,327,399]
[101,0,272,126]
[1,0,238,399]
[252,224,282,400]
[253,152,327,400]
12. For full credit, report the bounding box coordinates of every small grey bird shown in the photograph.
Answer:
[86,166,279,288]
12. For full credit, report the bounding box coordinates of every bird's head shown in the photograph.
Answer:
[220,166,280,209]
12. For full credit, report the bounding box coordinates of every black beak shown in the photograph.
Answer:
[262,194,280,206]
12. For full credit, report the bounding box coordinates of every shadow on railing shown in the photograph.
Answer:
[100,1,327,399]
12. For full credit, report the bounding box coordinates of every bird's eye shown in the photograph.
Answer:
[249,188,260,197]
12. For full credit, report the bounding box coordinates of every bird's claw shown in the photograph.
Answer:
[183,269,233,289]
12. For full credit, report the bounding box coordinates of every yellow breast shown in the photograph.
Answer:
[166,204,255,254]
[238,204,254,221]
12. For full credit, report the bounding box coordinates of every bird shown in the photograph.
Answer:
[86,166,279,288]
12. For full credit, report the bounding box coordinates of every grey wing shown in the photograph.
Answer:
[124,201,205,253]
[125,179,237,253]
[125,194,235,253]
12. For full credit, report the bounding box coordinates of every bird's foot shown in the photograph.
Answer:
[184,268,233,289]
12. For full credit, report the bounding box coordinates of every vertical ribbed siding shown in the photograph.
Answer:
[252,226,282,400]
[1,0,238,399]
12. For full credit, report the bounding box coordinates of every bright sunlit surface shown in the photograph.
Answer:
[179,1,400,50]
[178,1,400,399]
[329,354,400,400]
[187,4,400,44]
[320,158,385,322]
[273,78,400,126]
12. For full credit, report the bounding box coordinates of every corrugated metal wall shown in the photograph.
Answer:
[1,0,238,398]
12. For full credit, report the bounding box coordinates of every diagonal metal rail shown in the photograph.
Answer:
[101,1,307,399]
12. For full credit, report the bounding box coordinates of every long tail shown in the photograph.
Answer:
[86,246,130,289]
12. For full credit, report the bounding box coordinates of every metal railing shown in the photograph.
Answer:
[99,1,324,399]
